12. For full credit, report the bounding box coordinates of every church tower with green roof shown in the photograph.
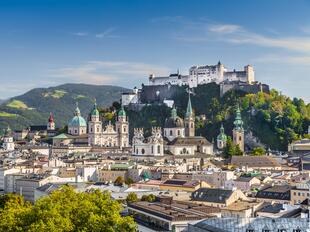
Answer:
[185,93,195,137]
[88,99,102,146]
[217,124,227,149]
[232,105,245,152]
[116,105,129,149]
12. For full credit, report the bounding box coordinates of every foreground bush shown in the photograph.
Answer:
[0,186,136,232]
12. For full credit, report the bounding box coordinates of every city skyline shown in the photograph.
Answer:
[0,0,309,102]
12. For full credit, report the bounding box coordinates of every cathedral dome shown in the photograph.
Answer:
[68,116,87,127]
[165,107,184,128]
[68,105,87,127]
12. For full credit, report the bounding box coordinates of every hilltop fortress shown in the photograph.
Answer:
[149,61,255,87]
[122,61,269,106]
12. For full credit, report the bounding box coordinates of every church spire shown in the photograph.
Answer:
[74,102,81,116]
[186,92,193,118]
[233,104,243,130]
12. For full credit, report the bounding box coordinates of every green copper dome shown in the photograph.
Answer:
[118,105,126,117]
[165,107,184,128]
[91,101,99,117]
[217,124,227,141]
[68,104,87,127]
[233,105,244,130]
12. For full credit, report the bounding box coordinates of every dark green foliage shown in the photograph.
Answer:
[141,194,156,202]
[252,147,266,156]
[223,137,243,158]
[126,192,138,204]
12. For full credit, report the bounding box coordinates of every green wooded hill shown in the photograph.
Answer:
[126,83,310,151]
[0,83,129,132]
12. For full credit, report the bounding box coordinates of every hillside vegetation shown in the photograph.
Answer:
[126,83,310,150]
[0,83,128,132]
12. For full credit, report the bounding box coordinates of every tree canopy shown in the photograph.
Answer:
[0,186,136,232]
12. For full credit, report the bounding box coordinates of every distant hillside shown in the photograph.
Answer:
[0,83,129,132]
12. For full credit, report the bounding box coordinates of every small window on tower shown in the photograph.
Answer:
[123,127,126,132]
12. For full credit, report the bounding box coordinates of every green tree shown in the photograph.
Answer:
[223,137,243,157]
[114,176,124,186]
[252,147,266,156]
[126,192,138,204]
[141,194,156,202]
[125,177,134,185]
[0,186,136,232]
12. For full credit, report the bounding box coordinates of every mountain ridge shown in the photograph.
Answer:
[0,83,129,132]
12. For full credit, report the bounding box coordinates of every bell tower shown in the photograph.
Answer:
[115,105,129,149]
[47,112,55,130]
[185,92,195,137]
[88,99,102,146]
[232,105,244,152]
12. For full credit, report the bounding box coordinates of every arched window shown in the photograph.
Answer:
[178,130,180,136]
[136,148,138,154]
[170,130,173,136]
[239,136,242,141]
[123,127,126,132]
[151,146,153,154]
[182,148,187,154]
[157,145,160,154]
[142,149,145,154]
[191,123,193,128]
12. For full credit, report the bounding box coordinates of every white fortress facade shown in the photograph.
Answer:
[149,61,255,88]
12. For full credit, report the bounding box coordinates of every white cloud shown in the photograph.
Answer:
[49,61,170,85]
[95,28,119,38]
[254,54,310,65]
[73,32,88,37]
[209,24,241,34]
[208,24,310,53]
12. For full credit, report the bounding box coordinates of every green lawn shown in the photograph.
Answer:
[0,111,17,117]
[43,90,67,98]
[6,100,29,109]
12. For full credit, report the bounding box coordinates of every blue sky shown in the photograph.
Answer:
[0,0,309,102]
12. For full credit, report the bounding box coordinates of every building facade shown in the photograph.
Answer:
[149,62,255,88]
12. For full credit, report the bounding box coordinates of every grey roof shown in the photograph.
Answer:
[190,218,309,232]
[167,136,212,146]
[191,188,233,203]
[36,183,61,193]
[255,185,292,201]
[231,156,280,168]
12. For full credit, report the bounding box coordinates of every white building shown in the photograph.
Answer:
[149,62,255,88]
[2,126,15,151]
[132,127,164,156]
[121,87,139,106]
[88,103,129,149]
